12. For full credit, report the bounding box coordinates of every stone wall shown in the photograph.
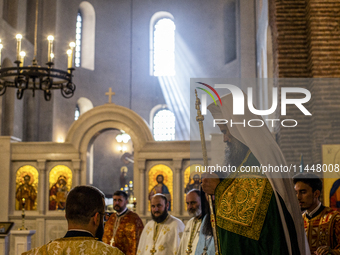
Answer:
[270,0,340,168]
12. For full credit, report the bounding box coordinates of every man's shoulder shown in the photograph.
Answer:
[23,238,124,255]
[323,207,340,218]
[185,217,195,225]
[126,210,142,220]
[144,219,154,228]
[96,240,125,255]
[22,246,42,255]
[168,215,185,227]
[184,217,197,229]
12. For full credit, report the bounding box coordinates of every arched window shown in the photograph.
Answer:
[153,109,175,141]
[77,1,96,70]
[150,12,175,76]
[75,11,82,67]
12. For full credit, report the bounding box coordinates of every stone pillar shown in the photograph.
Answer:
[137,160,146,216]
[10,230,36,255]
[35,218,45,247]
[72,159,81,187]
[0,235,9,255]
[36,160,46,215]
[80,153,87,185]
[173,159,182,216]
[0,137,11,221]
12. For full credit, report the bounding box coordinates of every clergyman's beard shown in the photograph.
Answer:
[114,205,123,213]
[188,208,202,218]
[225,137,249,168]
[95,219,104,241]
[152,208,168,223]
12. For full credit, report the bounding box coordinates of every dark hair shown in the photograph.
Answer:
[151,193,168,205]
[293,173,322,193]
[66,185,105,225]
[187,189,201,197]
[156,175,164,181]
[113,190,128,200]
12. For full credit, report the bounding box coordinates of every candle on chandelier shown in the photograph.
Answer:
[47,35,54,63]
[69,42,75,67]
[16,34,22,61]
[19,51,26,67]
[67,49,72,71]
[0,39,3,68]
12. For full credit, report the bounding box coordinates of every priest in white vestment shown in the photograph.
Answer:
[177,189,202,255]
[137,193,185,255]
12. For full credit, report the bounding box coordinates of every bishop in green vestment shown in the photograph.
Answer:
[202,92,310,255]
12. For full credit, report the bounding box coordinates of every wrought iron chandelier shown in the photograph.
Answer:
[0,0,76,101]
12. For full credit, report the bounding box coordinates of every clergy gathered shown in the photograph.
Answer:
[21,92,340,255]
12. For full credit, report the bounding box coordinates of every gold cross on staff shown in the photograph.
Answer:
[105,88,115,103]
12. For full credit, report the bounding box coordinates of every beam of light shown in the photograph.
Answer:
[157,33,206,140]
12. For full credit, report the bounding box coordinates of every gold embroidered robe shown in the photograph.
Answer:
[137,215,185,255]
[303,206,340,254]
[103,210,144,255]
[215,152,300,255]
[22,237,124,255]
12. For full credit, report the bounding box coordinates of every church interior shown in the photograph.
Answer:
[0,0,340,254]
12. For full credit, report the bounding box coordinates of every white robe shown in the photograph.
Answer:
[177,217,201,255]
[137,215,185,255]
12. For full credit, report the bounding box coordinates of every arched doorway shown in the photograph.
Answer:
[65,104,153,213]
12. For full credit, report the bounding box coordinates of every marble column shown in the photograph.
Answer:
[0,137,11,221]
[137,160,146,216]
[173,158,182,216]
[72,159,81,187]
[36,160,46,215]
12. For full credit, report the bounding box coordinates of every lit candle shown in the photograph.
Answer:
[50,53,54,62]
[16,34,22,61]
[67,49,72,71]
[0,39,3,68]
[47,35,54,62]
[19,51,26,67]
[69,42,75,67]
